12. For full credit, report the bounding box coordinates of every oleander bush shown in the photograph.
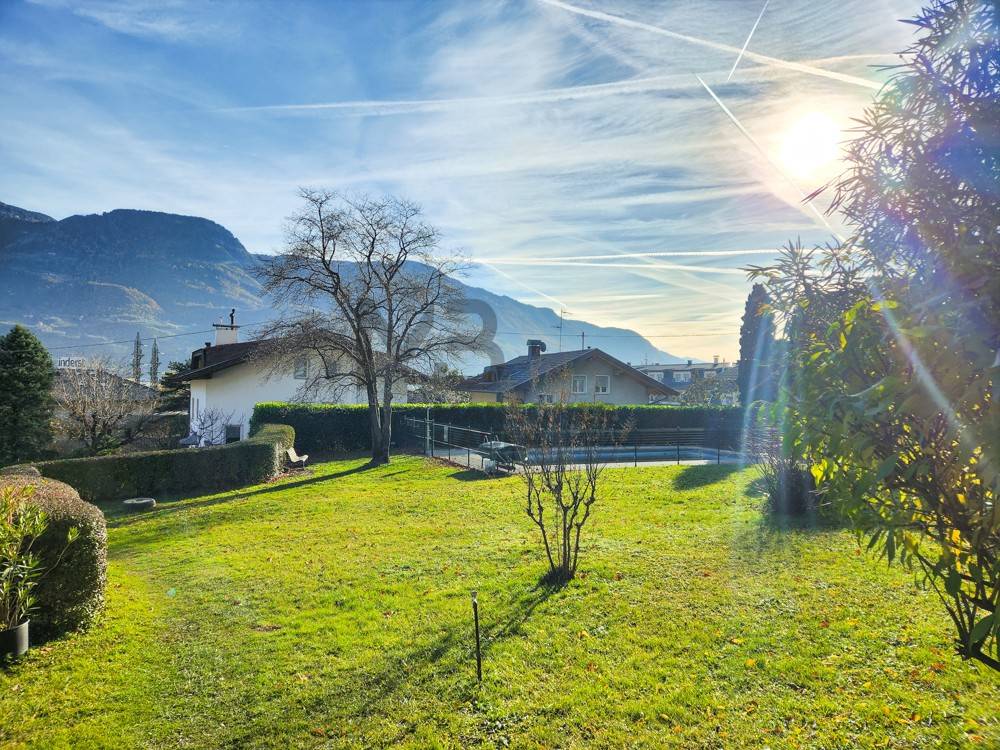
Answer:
[0,475,107,636]
[251,402,743,454]
[19,423,294,503]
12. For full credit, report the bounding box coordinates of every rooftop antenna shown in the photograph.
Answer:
[554,309,571,352]
[580,330,586,350]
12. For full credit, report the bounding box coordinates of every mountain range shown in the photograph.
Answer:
[0,200,684,371]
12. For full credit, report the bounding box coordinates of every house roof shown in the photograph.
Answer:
[176,340,262,381]
[639,361,737,372]
[175,338,424,383]
[457,348,679,396]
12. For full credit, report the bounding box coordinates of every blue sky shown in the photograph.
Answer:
[0,0,919,360]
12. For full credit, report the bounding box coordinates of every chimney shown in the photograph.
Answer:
[527,339,546,359]
[213,308,240,346]
[713,354,719,366]
[687,359,693,366]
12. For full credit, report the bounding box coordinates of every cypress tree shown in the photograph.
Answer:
[132,332,144,383]
[0,325,55,464]
[149,338,160,386]
[737,284,775,405]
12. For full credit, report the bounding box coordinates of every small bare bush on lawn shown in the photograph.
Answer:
[507,402,629,582]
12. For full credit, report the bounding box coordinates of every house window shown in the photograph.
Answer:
[537,393,554,404]
[225,424,242,443]
[293,357,308,379]
[673,371,691,383]
[703,370,717,379]
[594,375,610,394]
[571,375,587,394]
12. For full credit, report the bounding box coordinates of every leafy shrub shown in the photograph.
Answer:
[25,423,294,503]
[251,402,743,454]
[0,475,107,636]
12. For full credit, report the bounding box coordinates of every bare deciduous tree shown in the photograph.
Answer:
[506,400,630,582]
[53,358,157,455]
[408,364,467,404]
[257,189,484,465]
[191,407,238,446]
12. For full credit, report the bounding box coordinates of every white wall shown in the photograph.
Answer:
[190,357,407,441]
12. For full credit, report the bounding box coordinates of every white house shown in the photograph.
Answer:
[178,314,407,443]
[456,340,678,405]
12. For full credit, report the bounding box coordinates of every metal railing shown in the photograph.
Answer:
[403,417,499,471]
[403,417,744,472]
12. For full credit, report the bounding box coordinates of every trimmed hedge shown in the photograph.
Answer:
[0,475,107,636]
[23,423,295,503]
[251,402,744,453]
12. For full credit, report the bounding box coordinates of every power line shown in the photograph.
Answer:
[45,329,217,351]
[0,328,218,356]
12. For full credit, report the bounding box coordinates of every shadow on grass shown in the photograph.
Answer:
[484,575,563,647]
[671,463,742,490]
[448,468,494,482]
[306,576,561,736]
[743,475,767,498]
[106,462,376,532]
[731,505,849,558]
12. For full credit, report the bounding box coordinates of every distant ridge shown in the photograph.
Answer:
[0,200,54,224]
[0,200,684,369]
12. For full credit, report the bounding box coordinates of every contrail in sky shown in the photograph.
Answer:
[477,248,774,262]
[480,261,568,309]
[538,0,880,90]
[728,0,769,81]
[695,75,844,240]
[475,259,748,275]
[220,74,696,114]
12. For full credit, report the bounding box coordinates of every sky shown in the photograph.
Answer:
[0,0,920,361]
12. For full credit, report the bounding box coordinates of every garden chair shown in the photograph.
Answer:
[286,447,308,469]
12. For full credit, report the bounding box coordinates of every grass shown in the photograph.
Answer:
[1,456,998,749]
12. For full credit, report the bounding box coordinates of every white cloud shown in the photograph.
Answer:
[26,0,217,41]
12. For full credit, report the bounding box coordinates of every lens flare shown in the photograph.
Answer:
[778,111,842,180]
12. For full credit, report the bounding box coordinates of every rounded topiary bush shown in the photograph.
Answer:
[0,465,41,477]
[0,475,108,637]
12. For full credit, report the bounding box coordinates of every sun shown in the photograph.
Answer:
[778,111,843,182]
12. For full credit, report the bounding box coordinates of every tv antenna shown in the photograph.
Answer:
[554,309,571,352]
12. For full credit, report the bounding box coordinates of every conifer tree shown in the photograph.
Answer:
[149,338,160,386]
[0,325,55,463]
[737,283,775,405]
[132,332,143,383]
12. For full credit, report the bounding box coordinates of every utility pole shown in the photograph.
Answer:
[580,330,586,350]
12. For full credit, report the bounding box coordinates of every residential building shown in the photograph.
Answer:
[457,340,678,404]
[636,356,739,400]
[177,313,407,443]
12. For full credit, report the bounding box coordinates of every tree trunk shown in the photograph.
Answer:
[366,380,385,466]
[374,377,393,465]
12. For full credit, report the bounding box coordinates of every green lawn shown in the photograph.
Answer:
[2,456,998,749]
